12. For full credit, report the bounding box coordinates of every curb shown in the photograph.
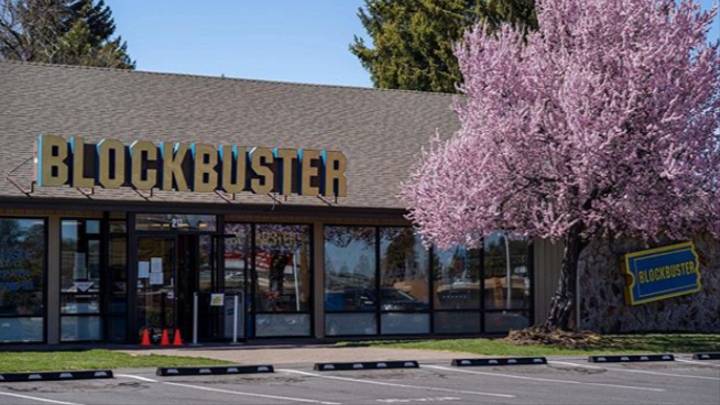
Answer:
[314,360,419,371]
[589,354,674,363]
[156,365,273,376]
[0,370,113,383]
[451,357,547,367]
[692,352,720,360]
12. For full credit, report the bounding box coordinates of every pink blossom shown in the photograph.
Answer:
[401,0,720,249]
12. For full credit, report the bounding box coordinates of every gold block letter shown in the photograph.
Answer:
[322,150,347,197]
[161,142,189,191]
[97,138,126,188]
[249,147,274,194]
[299,148,321,196]
[36,134,69,186]
[192,143,218,192]
[220,144,246,193]
[273,148,297,196]
[70,136,95,188]
[130,140,157,190]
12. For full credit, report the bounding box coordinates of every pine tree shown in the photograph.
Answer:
[351,0,536,93]
[0,0,134,68]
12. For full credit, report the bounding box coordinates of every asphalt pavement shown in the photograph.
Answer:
[0,356,718,405]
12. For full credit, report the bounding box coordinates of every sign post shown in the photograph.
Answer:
[232,295,239,344]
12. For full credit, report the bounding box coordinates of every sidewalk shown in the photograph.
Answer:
[122,345,479,365]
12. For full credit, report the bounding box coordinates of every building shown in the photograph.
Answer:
[1,61,714,345]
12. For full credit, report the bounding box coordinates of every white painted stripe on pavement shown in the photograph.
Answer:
[549,361,720,381]
[278,368,515,399]
[0,391,85,405]
[425,364,665,393]
[117,374,340,404]
[164,381,342,405]
[115,373,159,383]
[675,359,720,368]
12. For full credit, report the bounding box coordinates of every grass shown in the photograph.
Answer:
[0,349,232,373]
[338,334,720,357]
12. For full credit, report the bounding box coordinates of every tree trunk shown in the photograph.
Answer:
[543,223,587,331]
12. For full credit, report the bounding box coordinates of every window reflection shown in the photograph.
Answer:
[433,246,481,310]
[0,218,45,343]
[60,219,102,341]
[483,232,531,310]
[224,223,251,293]
[106,220,128,342]
[254,224,311,313]
[379,227,429,312]
[324,226,376,312]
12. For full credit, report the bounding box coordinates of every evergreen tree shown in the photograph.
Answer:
[351,0,536,92]
[0,0,134,68]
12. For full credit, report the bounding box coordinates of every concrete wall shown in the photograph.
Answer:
[578,235,720,333]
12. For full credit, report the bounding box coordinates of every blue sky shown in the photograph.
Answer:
[107,0,719,88]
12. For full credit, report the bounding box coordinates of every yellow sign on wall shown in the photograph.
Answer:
[622,242,701,306]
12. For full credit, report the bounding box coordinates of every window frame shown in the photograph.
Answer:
[322,225,534,338]
[0,216,48,345]
[224,221,315,339]
[59,217,104,343]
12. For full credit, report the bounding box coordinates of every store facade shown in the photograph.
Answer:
[1,61,538,345]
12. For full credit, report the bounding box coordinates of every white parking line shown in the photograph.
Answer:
[549,361,720,381]
[116,373,341,405]
[115,373,159,382]
[164,381,342,405]
[676,359,720,368]
[424,365,665,393]
[278,368,515,399]
[0,391,85,405]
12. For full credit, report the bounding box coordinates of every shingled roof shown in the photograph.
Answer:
[0,61,458,210]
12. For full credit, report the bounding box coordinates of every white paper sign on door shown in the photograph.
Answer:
[151,257,163,273]
[210,293,225,306]
[138,261,150,278]
[150,271,164,285]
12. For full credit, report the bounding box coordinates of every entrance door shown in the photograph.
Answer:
[176,234,222,342]
[134,231,237,344]
[136,237,175,342]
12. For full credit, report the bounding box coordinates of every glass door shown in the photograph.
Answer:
[136,237,175,342]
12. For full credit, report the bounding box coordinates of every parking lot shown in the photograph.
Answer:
[0,356,718,405]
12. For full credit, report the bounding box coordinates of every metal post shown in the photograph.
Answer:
[232,294,239,344]
[192,292,198,345]
[504,233,512,310]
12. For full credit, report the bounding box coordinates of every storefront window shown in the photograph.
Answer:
[433,246,481,310]
[0,218,45,343]
[224,224,251,293]
[379,227,429,334]
[433,245,482,334]
[324,226,377,336]
[107,217,127,342]
[60,219,102,341]
[135,214,216,232]
[254,224,311,336]
[483,232,531,331]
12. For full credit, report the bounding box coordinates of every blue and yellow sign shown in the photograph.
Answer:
[623,242,701,305]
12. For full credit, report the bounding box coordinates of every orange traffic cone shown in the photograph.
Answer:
[140,328,151,347]
[172,329,183,346]
[160,328,170,346]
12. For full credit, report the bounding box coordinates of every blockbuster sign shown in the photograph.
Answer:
[622,242,701,306]
[34,134,347,197]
